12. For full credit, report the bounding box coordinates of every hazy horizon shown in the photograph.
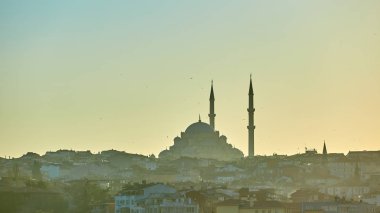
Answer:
[1,1,380,158]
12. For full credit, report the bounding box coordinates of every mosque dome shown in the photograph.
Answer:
[158,82,245,161]
[185,121,214,135]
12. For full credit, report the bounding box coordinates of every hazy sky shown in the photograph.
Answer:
[1,1,379,158]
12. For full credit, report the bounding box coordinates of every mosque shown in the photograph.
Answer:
[159,77,255,161]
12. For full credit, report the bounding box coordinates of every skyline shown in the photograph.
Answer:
[1,1,380,158]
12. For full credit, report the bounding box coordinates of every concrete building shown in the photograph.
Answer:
[301,201,376,213]
[115,183,196,213]
[216,199,291,213]
[40,163,60,179]
[144,194,199,213]
[319,184,370,200]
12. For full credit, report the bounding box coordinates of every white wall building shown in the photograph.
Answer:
[115,184,178,213]
[146,198,199,213]
[40,164,60,179]
[115,195,143,213]
[320,185,370,200]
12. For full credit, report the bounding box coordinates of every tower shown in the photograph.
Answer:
[209,81,216,130]
[248,75,255,157]
[323,140,328,163]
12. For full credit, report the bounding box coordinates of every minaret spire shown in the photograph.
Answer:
[248,75,255,157]
[209,80,216,130]
[322,140,328,163]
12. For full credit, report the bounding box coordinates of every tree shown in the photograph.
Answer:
[66,179,110,213]
[10,163,20,179]
[32,160,42,180]
[238,188,249,197]
[254,189,275,202]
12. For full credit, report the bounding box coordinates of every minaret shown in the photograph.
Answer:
[323,140,328,163]
[248,75,255,157]
[323,141,327,155]
[209,81,216,130]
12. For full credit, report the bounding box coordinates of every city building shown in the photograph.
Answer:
[301,201,376,213]
[114,183,199,213]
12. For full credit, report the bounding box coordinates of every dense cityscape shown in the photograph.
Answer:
[1,146,379,212]
[1,1,380,213]
[1,80,379,213]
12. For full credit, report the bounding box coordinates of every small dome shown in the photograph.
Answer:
[185,121,214,135]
